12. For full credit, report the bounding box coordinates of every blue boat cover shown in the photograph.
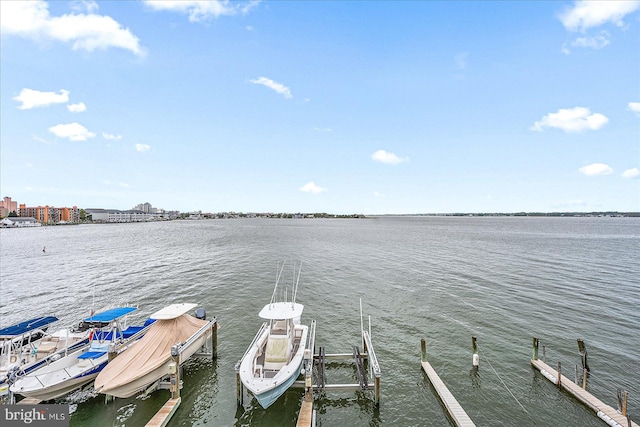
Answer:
[77,351,107,360]
[0,316,59,338]
[84,307,137,323]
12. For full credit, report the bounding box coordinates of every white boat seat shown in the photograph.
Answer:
[264,335,290,370]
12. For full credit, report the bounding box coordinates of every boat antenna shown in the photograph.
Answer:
[270,261,286,305]
[292,261,302,305]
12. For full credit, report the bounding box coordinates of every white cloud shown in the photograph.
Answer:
[559,0,640,32]
[313,127,332,132]
[300,181,327,194]
[628,102,640,115]
[0,0,145,56]
[143,0,260,22]
[48,122,96,141]
[571,32,610,49]
[622,168,640,179]
[373,191,385,198]
[135,143,151,152]
[102,132,122,140]
[372,149,407,165]
[530,107,608,133]
[13,88,69,109]
[250,77,292,99]
[67,102,86,112]
[579,163,613,176]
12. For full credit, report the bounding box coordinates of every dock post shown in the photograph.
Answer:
[557,362,562,388]
[542,345,546,362]
[618,390,628,417]
[421,338,427,363]
[170,345,181,400]
[472,336,479,367]
[532,337,539,361]
[211,318,218,359]
[577,339,589,372]
[582,367,587,389]
[235,363,243,406]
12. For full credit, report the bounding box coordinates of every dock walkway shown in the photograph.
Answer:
[421,360,476,427]
[145,397,181,427]
[531,359,638,427]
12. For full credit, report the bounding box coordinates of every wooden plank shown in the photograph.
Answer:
[421,361,476,427]
[296,400,313,427]
[17,397,42,405]
[531,359,638,427]
[146,397,181,427]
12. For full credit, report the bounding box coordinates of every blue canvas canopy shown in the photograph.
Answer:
[0,316,59,338]
[84,307,137,323]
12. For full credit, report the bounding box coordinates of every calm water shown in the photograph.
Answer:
[0,217,638,426]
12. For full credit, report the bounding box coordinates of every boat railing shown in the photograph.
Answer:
[172,319,216,363]
[237,322,268,369]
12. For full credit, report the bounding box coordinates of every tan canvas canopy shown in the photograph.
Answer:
[95,314,208,394]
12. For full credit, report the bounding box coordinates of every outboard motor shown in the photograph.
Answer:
[195,308,206,320]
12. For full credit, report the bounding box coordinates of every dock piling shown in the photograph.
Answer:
[532,337,539,361]
[472,336,479,368]
[577,339,589,372]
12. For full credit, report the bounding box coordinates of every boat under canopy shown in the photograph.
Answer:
[95,308,210,399]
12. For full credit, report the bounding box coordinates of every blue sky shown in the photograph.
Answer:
[1,0,639,214]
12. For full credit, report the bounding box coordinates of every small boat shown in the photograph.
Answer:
[9,307,153,401]
[238,262,309,409]
[94,303,214,399]
[1,316,89,397]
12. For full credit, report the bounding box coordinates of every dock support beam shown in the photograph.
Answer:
[532,337,539,361]
[211,318,218,359]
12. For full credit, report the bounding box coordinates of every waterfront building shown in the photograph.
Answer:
[86,209,152,223]
[18,204,79,224]
[0,196,18,217]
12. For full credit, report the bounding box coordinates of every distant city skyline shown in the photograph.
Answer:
[1,1,638,214]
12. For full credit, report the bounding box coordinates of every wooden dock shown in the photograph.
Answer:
[420,339,475,427]
[531,359,638,427]
[296,400,314,427]
[145,397,181,427]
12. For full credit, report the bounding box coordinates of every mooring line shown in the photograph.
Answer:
[479,346,529,414]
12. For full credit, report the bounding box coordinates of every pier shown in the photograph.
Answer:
[531,338,637,427]
[420,338,475,427]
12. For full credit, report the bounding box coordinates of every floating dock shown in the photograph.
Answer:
[145,397,181,427]
[420,338,475,427]
[531,338,637,427]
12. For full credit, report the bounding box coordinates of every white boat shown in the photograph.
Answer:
[1,316,89,397]
[9,307,153,401]
[94,303,214,399]
[238,262,309,409]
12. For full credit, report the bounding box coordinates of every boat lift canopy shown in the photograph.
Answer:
[0,316,58,339]
[259,302,304,320]
[84,307,137,323]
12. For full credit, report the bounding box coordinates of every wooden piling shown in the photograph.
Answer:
[211,318,218,359]
[471,336,479,367]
